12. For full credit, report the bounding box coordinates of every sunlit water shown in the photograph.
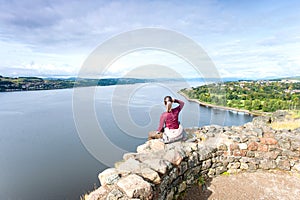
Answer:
[0,82,252,200]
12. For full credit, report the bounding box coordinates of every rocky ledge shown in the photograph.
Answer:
[85,111,300,200]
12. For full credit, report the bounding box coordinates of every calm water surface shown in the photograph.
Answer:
[0,83,252,200]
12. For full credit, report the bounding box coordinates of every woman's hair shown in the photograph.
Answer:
[164,96,172,105]
[164,96,173,112]
[166,101,172,112]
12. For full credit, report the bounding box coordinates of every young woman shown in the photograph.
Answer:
[157,96,185,143]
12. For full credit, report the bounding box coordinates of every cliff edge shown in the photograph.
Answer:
[84,111,300,200]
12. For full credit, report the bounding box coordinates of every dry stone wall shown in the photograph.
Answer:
[86,112,300,200]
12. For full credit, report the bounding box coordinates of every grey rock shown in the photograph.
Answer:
[232,136,241,143]
[206,131,215,137]
[169,167,179,183]
[247,162,257,171]
[202,159,212,170]
[106,189,123,200]
[85,186,110,200]
[188,152,200,168]
[264,151,280,160]
[218,143,228,151]
[292,162,300,172]
[178,181,187,193]
[117,174,152,199]
[278,139,291,149]
[138,167,161,184]
[159,175,171,192]
[183,143,198,154]
[192,166,202,175]
[185,169,196,185]
[246,151,255,157]
[208,168,215,177]
[163,149,184,166]
[282,150,298,159]
[291,140,300,151]
[98,168,120,186]
[123,153,139,161]
[215,166,227,175]
[116,158,141,175]
[179,161,188,175]
[240,135,249,143]
[166,188,175,200]
[259,159,277,170]
[198,148,213,161]
[276,156,291,170]
[227,162,240,169]
[238,143,248,150]
[240,157,251,163]
[137,143,151,154]
[226,156,235,163]
[143,159,169,175]
[253,128,263,137]
[240,163,249,170]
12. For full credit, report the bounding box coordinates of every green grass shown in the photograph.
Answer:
[271,110,300,130]
[221,171,230,176]
[197,176,205,186]
[290,110,300,119]
[271,120,300,130]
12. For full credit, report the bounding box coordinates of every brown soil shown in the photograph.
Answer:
[182,170,300,200]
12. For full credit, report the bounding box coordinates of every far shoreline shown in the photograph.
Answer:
[178,90,263,117]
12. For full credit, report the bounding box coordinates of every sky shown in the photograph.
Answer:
[0,0,300,79]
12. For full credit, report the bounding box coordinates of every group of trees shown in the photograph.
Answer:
[181,80,300,112]
[0,76,75,91]
[0,75,156,92]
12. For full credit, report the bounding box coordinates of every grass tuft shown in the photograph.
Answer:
[221,171,230,176]
[197,176,205,186]
[271,119,300,130]
[289,110,300,119]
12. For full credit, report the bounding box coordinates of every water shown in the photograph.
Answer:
[0,83,253,200]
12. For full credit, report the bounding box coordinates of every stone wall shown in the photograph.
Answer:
[85,112,300,200]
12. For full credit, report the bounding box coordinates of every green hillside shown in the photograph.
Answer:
[181,80,300,113]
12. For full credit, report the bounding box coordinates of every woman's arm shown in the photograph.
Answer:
[157,113,165,132]
[173,98,184,111]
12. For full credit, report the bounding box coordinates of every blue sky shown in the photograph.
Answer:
[0,0,299,79]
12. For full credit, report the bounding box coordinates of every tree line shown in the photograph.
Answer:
[181,80,300,112]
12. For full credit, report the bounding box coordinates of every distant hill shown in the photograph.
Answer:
[1,74,299,92]
[0,75,157,92]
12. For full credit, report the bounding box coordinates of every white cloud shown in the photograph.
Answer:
[104,50,197,78]
[0,0,300,78]
[0,40,83,77]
